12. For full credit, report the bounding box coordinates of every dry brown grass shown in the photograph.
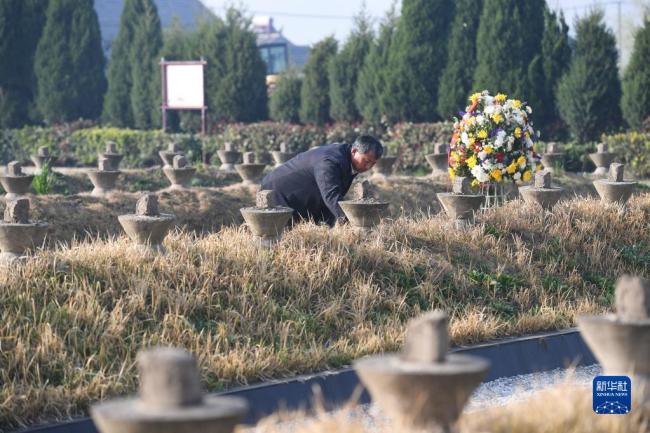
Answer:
[1,189,649,431]
[254,384,649,433]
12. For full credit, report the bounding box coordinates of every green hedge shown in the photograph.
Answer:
[68,128,202,167]
[0,123,202,168]
[602,131,650,177]
[204,121,454,172]
[1,121,454,171]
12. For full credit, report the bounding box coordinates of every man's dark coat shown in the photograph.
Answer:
[260,143,357,226]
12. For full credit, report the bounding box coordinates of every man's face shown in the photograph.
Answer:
[351,148,379,173]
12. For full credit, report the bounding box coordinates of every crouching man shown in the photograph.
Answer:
[260,135,384,226]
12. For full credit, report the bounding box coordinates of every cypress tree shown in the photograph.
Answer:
[270,72,302,123]
[384,0,453,122]
[622,15,650,129]
[329,9,373,122]
[0,0,47,127]
[35,0,106,123]
[102,0,138,126]
[437,0,483,119]
[215,8,268,122]
[300,36,338,125]
[473,0,545,104]
[130,0,162,129]
[355,5,398,124]
[540,7,571,136]
[556,10,622,142]
[0,0,27,127]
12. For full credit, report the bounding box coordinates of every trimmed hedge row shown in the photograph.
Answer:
[1,121,455,171]
[7,121,648,175]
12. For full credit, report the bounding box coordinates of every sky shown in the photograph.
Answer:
[202,0,648,66]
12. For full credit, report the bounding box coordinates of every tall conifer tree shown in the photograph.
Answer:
[384,0,452,122]
[437,0,483,119]
[329,9,373,122]
[35,0,106,123]
[473,0,545,104]
[622,15,650,129]
[270,72,302,123]
[300,36,338,125]
[556,10,622,142]
[355,5,398,123]
[130,0,162,129]
[102,0,138,126]
[0,0,47,127]
[215,8,268,122]
[539,7,571,136]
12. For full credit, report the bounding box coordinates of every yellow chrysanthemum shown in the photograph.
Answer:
[492,113,503,124]
[484,145,494,154]
[491,168,502,182]
[514,127,522,138]
[513,100,522,109]
[448,167,456,179]
[517,155,526,166]
[506,161,517,174]
[495,93,507,103]
[522,170,532,182]
[477,130,488,139]
[471,179,480,187]
[469,92,482,103]
[466,155,478,168]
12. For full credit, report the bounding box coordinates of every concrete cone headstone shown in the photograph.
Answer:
[240,189,293,248]
[218,142,241,172]
[163,155,195,190]
[87,156,120,196]
[101,141,124,169]
[118,193,176,253]
[578,275,650,408]
[436,176,484,228]
[235,152,266,186]
[519,170,564,210]
[271,142,297,167]
[589,142,616,176]
[91,347,248,433]
[159,143,182,168]
[339,180,389,232]
[372,154,397,181]
[0,197,48,263]
[31,146,53,174]
[593,163,637,205]
[354,310,490,432]
[1,161,34,200]
[425,143,449,177]
[541,142,565,173]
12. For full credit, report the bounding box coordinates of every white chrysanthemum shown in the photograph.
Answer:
[478,151,488,160]
[513,172,521,180]
[484,105,495,115]
[471,165,490,182]
[526,106,532,114]
[461,132,469,145]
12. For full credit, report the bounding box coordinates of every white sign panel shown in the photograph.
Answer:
[165,64,204,109]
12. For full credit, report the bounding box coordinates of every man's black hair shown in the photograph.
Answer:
[352,135,384,158]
